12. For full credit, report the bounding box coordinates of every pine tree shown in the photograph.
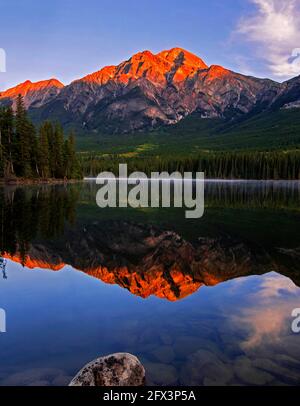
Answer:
[64,132,80,179]
[14,95,32,177]
[0,106,15,177]
[1,100,82,181]
[53,123,64,178]
[41,121,55,177]
[37,123,50,178]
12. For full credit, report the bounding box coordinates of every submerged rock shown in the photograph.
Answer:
[151,346,175,364]
[69,353,145,386]
[143,361,178,386]
[180,349,233,386]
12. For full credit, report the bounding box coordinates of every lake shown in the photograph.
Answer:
[0,180,300,386]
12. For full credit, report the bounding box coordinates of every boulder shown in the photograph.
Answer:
[69,353,145,386]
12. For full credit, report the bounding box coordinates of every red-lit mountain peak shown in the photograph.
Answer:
[157,47,208,83]
[204,65,231,81]
[0,78,64,99]
[79,66,118,85]
[158,47,208,70]
[78,48,209,87]
[113,50,171,85]
[0,78,64,108]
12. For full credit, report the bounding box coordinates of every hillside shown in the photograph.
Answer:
[74,108,300,155]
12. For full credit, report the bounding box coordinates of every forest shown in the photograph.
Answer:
[1,95,300,181]
[0,185,80,263]
[80,150,300,180]
[0,95,82,180]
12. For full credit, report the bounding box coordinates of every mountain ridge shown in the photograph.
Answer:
[1,47,300,133]
[0,78,64,108]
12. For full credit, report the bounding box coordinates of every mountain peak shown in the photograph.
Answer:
[157,47,208,70]
[79,47,209,87]
[131,50,155,60]
[0,78,64,99]
[0,47,290,134]
[0,78,64,109]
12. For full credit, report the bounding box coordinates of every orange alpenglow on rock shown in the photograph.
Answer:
[157,47,208,82]
[85,265,203,302]
[3,253,65,271]
[79,66,118,85]
[0,78,64,98]
[3,250,229,301]
[204,65,230,82]
[79,47,208,87]
[3,252,204,301]
[0,78,64,108]
[0,46,287,133]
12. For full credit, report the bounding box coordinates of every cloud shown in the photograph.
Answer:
[237,306,290,349]
[237,0,300,78]
[257,273,299,299]
[231,273,299,349]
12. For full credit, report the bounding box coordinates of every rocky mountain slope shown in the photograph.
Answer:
[0,78,64,109]
[1,47,300,133]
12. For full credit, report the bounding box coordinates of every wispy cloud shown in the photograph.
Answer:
[237,0,300,78]
[231,273,299,349]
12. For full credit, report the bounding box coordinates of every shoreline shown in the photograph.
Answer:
[0,178,83,186]
[84,177,300,183]
[1,177,299,186]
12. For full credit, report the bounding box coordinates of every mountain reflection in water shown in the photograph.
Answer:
[1,182,300,300]
[1,181,300,386]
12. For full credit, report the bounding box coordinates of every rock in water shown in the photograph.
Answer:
[69,353,145,386]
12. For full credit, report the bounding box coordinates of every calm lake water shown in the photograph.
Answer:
[0,180,300,386]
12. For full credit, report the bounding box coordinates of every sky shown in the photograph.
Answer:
[1,0,300,90]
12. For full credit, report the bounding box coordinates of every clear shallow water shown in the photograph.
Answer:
[0,181,300,386]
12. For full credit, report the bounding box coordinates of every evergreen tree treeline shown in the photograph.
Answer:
[80,150,300,180]
[0,185,80,262]
[0,95,82,179]
[1,94,299,181]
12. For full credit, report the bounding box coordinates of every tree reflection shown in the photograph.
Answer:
[0,185,81,264]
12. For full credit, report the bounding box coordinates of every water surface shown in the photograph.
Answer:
[0,181,300,386]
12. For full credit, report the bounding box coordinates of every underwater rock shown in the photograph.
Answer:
[173,336,202,358]
[151,346,175,364]
[143,361,178,385]
[159,331,174,345]
[234,357,274,385]
[69,353,145,386]
[180,349,233,386]
[0,368,67,386]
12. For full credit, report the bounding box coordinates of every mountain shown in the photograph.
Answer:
[0,78,64,109]
[1,47,300,133]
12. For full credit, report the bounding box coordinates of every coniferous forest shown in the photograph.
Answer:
[0,95,82,180]
[79,150,300,180]
[1,95,300,181]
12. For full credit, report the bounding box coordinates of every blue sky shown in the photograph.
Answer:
[1,0,300,89]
